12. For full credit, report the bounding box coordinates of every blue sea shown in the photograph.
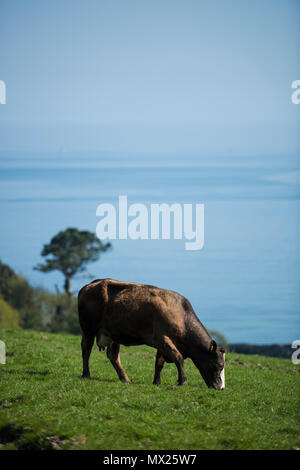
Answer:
[0,153,299,344]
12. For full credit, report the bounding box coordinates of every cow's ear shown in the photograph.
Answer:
[210,340,217,353]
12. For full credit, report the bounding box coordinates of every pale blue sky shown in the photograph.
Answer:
[0,0,299,157]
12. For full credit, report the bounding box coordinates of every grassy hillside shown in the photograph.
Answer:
[0,329,299,450]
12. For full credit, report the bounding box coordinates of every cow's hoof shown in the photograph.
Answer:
[178,380,187,386]
[82,373,91,379]
[153,380,161,386]
[121,378,131,384]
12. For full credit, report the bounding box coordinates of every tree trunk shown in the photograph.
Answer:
[64,275,71,295]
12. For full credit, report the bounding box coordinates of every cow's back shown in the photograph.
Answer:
[78,278,187,345]
[78,278,146,333]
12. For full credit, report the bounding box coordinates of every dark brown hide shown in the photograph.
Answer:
[78,278,225,389]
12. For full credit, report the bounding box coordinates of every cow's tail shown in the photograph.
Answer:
[78,280,109,350]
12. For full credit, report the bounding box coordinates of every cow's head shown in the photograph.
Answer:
[197,340,225,390]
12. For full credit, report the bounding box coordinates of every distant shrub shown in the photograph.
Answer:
[0,296,20,329]
[0,259,82,334]
[0,260,17,302]
[46,292,80,335]
[208,329,228,350]
[0,260,43,329]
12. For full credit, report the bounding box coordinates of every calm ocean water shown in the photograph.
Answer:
[0,154,299,344]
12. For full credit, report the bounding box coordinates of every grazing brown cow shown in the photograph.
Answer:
[78,278,225,389]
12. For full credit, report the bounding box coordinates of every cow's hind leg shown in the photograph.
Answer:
[81,332,95,378]
[158,336,187,386]
[153,350,165,385]
[106,343,130,383]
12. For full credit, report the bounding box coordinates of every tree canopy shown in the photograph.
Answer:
[34,227,111,294]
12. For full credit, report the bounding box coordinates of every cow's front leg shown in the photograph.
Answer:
[81,332,95,378]
[153,350,165,385]
[106,343,130,383]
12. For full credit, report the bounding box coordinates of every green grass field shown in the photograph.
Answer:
[0,329,299,450]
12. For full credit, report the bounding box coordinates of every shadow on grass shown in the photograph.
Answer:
[77,374,160,385]
[2,369,50,376]
[76,375,119,383]
[0,422,69,450]
[25,370,50,376]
